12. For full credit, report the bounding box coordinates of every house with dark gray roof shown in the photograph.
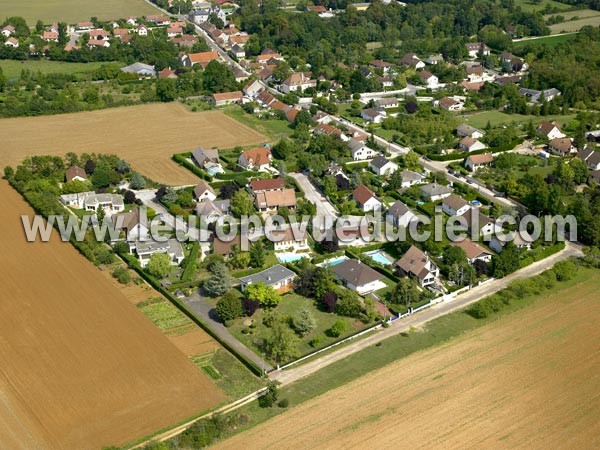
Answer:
[387,200,417,228]
[238,264,296,292]
[120,62,156,77]
[369,156,398,176]
[331,259,386,295]
[420,183,453,201]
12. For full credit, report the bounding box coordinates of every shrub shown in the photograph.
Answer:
[309,335,323,348]
[327,320,347,337]
[278,398,289,408]
[216,291,243,322]
[259,382,279,408]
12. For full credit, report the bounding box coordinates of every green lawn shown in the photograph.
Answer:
[513,33,578,48]
[458,110,577,130]
[549,15,600,33]
[0,59,119,79]
[223,106,292,143]
[513,0,572,12]
[229,292,373,363]
[0,0,158,24]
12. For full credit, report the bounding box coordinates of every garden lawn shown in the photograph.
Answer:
[458,110,576,129]
[223,106,292,142]
[229,292,372,363]
[513,0,572,12]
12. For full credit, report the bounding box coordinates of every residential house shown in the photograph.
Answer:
[238,264,296,292]
[314,123,343,139]
[191,147,220,169]
[272,227,309,252]
[387,200,417,228]
[463,207,495,239]
[193,181,217,202]
[255,189,297,212]
[120,62,156,77]
[353,184,382,212]
[438,97,464,111]
[420,183,453,201]
[459,137,487,153]
[369,59,392,73]
[212,233,242,257]
[90,29,111,40]
[489,232,533,253]
[332,259,386,295]
[466,42,490,58]
[442,194,471,216]
[519,88,561,103]
[466,65,484,82]
[88,39,110,48]
[126,16,138,26]
[457,124,484,139]
[158,67,178,79]
[425,54,443,65]
[361,108,386,124]
[4,37,18,48]
[180,51,220,68]
[400,53,425,69]
[450,239,493,264]
[281,72,316,93]
[394,245,439,287]
[548,137,576,156]
[42,31,59,42]
[167,26,183,37]
[348,138,377,161]
[136,25,148,36]
[210,91,243,106]
[76,21,94,31]
[112,208,149,241]
[146,15,170,26]
[1,25,15,37]
[576,146,600,171]
[419,70,438,88]
[537,121,565,140]
[196,199,230,223]
[249,178,285,194]
[172,35,198,48]
[374,97,399,109]
[230,44,246,58]
[243,79,263,97]
[65,165,87,182]
[399,170,426,188]
[465,153,494,171]
[461,81,485,92]
[133,238,185,268]
[495,75,522,86]
[238,147,273,170]
[370,156,398,176]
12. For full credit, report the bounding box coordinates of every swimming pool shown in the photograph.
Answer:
[364,249,395,266]
[276,252,310,263]
[318,255,349,267]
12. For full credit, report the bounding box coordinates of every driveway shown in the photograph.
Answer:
[184,292,273,372]
[289,172,338,219]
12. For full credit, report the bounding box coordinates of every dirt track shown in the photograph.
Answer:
[0,181,224,449]
[217,273,600,449]
[0,103,266,185]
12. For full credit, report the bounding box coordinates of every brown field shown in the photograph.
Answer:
[218,275,600,449]
[0,181,224,449]
[0,103,266,185]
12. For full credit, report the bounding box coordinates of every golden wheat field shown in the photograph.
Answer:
[0,181,224,449]
[218,273,600,450]
[0,103,266,185]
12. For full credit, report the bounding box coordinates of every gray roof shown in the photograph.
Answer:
[135,238,184,259]
[331,259,383,287]
[120,62,156,75]
[239,264,296,286]
[375,97,398,106]
[456,124,483,137]
[401,170,424,182]
[196,199,230,216]
[348,138,366,152]
[370,155,392,170]
[387,200,411,218]
[420,183,453,197]
[191,147,219,165]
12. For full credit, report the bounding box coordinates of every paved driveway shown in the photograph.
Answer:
[289,172,338,219]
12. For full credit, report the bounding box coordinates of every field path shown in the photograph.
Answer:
[0,103,266,185]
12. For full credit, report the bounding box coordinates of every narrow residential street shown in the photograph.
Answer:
[288,172,339,219]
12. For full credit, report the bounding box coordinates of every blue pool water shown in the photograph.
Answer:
[319,256,349,267]
[364,250,394,266]
[276,253,309,263]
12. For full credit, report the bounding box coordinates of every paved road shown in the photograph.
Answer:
[184,292,274,371]
[289,172,338,219]
[271,240,583,385]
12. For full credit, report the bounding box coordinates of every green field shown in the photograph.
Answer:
[459,110,577,129]
[0,0,159,24]
[224,106,292,143]
[514,0,572,12]
[513,33,578,48]
[549,15,600,33]
[0,59,118,79]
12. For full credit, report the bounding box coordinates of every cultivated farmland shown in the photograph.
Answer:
[0,181,224,449]
[0,103,266,185]
[217,271,600,449]
[0,0,158,25]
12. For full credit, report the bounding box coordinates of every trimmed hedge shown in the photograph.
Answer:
[427,139,522,162]
[172,153,212,181]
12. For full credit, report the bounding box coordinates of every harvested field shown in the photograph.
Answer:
[0,0,158,25]
[549,15,600,33]
[218,273,600,449]
[0,181,224,449]
[0,103,266,185]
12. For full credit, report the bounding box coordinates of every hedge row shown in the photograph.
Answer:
[426,139,522,162]
[172,154,212,182]
[115,248,263,376]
